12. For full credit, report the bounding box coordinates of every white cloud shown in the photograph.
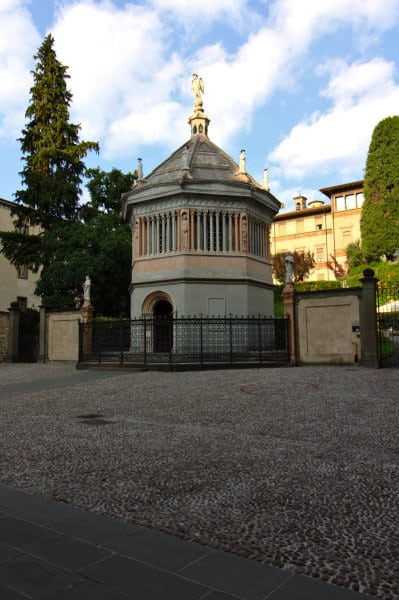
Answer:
[149,0,253,26]
[51,1,187,157]
[268,58,399,181]
[0,0,40,139]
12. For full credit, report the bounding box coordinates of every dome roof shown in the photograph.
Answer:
[122,77,281,219]
[131,134,264,191]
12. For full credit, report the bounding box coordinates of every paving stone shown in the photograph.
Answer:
[24,532,111,571]
[81,554,209,599]
[0,554,82,598]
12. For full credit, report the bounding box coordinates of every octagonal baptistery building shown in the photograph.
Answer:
[123,89,282,320]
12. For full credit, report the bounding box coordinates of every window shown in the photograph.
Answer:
[17,266,28,279]
[336,196,345,211]
[296,219,304,234]
[17,297,27,308]
[346,194,356,209]
[316,246,324,263]
[335,192,364,211]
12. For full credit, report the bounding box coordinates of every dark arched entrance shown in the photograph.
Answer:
[153,300,173,352]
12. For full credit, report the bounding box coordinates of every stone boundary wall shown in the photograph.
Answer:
[0,311,9,362]
[46,311,81,361]
[295,288,362,365]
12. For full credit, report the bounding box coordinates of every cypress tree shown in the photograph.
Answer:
[0,34,99,270]
[361,116,399,261]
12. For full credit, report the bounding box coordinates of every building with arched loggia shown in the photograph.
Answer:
[122,79,282,324]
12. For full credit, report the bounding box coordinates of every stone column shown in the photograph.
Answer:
[209,211,214,252]
[228,212,233,251]
[196,211,201,250]
[281,283,296,366]
[359,268,379,368]
[222,212,227,251]
[80,300,94,360]
[7,302,20,362]
[281,253,296,365]
[39,305,47,363]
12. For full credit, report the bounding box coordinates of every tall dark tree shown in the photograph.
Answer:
[0,34,98,270]
[272,250,315,284]
[361,116,399,261]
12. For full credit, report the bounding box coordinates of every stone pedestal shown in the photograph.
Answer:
[359,269,379,368]
[80,301,94,359]
[281,282,297,366]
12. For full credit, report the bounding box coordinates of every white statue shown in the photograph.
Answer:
[83,275,91,301]
[239,149,246,174]
[192,73,204,106]
[137,157,143,180]
[182,145,190,170]
[285,253,294,284]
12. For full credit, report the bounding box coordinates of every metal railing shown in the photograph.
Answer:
[377,283,399,367]
[79,315,290,367]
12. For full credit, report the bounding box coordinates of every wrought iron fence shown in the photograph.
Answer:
[79,316,290,367]
[377,283,399,367]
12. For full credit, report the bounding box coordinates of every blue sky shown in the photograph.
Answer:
[1,0,399,211]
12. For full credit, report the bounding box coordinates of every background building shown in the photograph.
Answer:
[271,181,364,281]
[0,198,40,311]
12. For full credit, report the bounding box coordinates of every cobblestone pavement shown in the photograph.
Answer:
[0,364,398,599]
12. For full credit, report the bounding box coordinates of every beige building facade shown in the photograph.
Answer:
[271,181,364,281]
[0,198,41,311]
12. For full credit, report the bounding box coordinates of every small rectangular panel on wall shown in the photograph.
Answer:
[208,298,226,317]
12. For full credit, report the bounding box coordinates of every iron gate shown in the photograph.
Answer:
[79,315,290,367]
[377,283,399,367]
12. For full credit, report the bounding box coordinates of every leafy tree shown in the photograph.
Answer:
[0,33,98,271]
[272,250,315,284]
[361,116,399,261]
[346,240,366,270]
[35,212,132,316]
[35,167,134,316]
[326,255,346,278]
[81,167,136,220]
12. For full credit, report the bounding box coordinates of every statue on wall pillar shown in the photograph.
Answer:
[240,213,248,252]
[83,275,91,302]
[181,211,189,251]
[134,218,140,257]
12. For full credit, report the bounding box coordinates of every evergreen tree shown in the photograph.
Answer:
[361,116,399,261]
[0,34,98,270]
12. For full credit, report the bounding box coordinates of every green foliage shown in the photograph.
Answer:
[0,34,98,271]
[295,280,342,292]
[81,167,136,220]
[272,250,315,284]
[342,261,399,288]
[361,116,399,261]
[273,285,284,317]
[36,213,131,316]
[346,240,366,269]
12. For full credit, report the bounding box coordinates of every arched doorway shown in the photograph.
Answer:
[153,299,173,352]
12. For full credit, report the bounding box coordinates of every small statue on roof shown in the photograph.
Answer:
[192,73,204,108]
